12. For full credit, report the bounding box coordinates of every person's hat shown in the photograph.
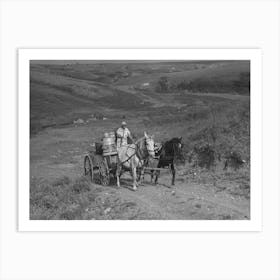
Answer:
[121,121,127,126]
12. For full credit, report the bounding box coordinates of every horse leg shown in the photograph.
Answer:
[155,170,160,184]
[142,167,145,181]
[132,167,137,191]
[151,170,154,183]
[171,163,175,186]
[137,172,141,182]
[116,165,121,188]
[140,168,145,182]
[137,168,144,182]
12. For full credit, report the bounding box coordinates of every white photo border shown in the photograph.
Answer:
[18,48,262,232]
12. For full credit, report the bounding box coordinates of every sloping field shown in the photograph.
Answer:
[30,68,148,133]
[115,61,249,87]
[30,61,250,134]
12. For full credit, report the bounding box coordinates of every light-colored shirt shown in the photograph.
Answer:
[116,127,131,147]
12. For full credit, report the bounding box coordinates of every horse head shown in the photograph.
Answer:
[168,137,184,161]
[144,132,155,158]
[176,137,183,149]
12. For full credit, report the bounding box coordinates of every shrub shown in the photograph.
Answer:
[223,151,246,170]
[71,177,91,193]
[156,76,169,93]
[52,176,71,187]
[193,144,216,169]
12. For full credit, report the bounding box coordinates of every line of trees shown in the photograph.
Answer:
[155,72,250,95]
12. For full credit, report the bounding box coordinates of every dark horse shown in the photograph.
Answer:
[151,137,184,186]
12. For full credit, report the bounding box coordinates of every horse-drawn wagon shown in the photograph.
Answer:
[84,132,184,189]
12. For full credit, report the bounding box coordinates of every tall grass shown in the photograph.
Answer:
[30,176,159,220]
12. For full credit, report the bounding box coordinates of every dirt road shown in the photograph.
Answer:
[104,173,250,220]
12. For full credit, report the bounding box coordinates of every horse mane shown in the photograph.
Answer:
[160,137,183,158]
[163,137,181,149]
[165,137,182,145]
[135,136,149,160]
[138,137,145,151]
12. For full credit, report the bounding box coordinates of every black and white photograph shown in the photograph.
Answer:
[2,1,280,280]
[29,58,251,221]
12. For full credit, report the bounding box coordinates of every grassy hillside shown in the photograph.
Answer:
[30,61,250,134]
[116,61,250,89]
[30,176,159,220]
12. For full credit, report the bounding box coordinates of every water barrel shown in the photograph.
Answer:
[102,132,117,156]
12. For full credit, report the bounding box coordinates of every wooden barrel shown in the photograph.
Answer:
[102,132,117,156]
[103,146,117,156]
[103,137,115,146]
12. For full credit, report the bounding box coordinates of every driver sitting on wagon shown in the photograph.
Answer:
[116,121,133,149]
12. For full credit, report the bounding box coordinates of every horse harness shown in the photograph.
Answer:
[117,137,154,166]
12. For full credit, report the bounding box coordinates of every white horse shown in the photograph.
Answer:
[116,132,155,191]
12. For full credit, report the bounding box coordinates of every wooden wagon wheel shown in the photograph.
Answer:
[84,155,94,181]
[98,159,110,186]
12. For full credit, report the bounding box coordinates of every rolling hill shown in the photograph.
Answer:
[30,60,250,135]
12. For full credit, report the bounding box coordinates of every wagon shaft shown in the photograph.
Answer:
[144,167,170,171]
